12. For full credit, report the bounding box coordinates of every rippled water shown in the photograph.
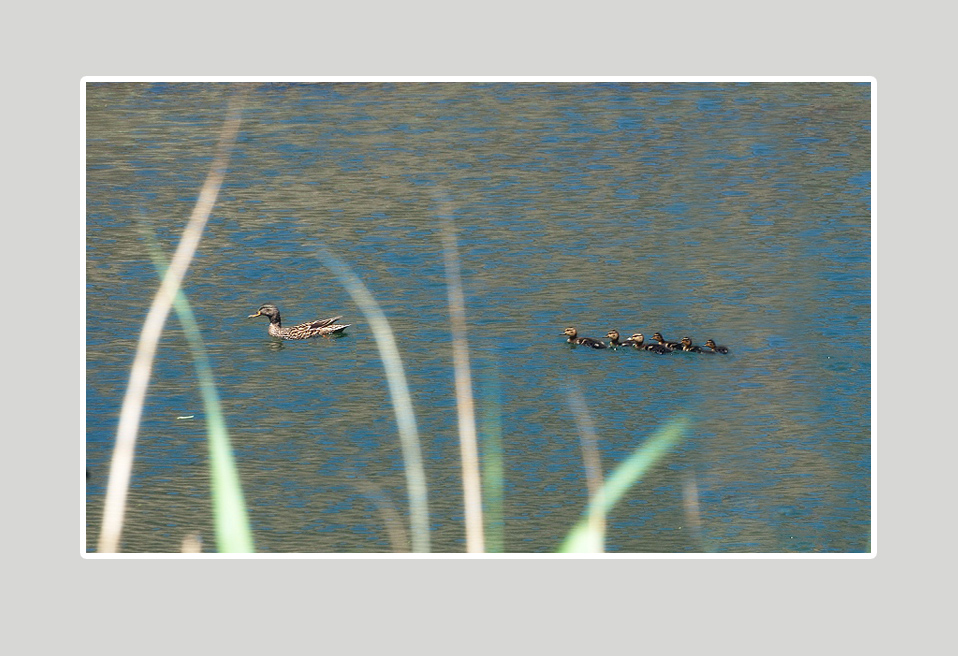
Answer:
[86,82,871,553]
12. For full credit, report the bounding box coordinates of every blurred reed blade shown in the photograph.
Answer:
[97,96,244,554]
[350,474,411,553]
[181,533,203,554]
[683,473,706,551]
[565,382,605,552]
[479,365,504,553]
[144,229,254,553]
[559,416,689,553]
[440,217,485,553]
[311,246,431,553]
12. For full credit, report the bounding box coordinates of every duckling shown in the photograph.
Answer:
[703,339,730,354]
[605,329,627,348]
[679,336,702,353]
[624,332,673,354]
[248,304,350,340]
[563,327,607,349]
[652,332,682,350]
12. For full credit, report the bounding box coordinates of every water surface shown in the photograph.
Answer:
[86,82,871,553]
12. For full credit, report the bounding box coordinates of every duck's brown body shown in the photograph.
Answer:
[248,304,350,340]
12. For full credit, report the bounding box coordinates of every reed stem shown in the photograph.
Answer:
[312,246,431,553]
[440,217,485,553]
[97,96,243,553]
[143,228,254,553]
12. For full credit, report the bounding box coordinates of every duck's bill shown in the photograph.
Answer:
[248,311,262,318]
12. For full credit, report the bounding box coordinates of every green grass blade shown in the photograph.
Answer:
[559,416,689,553]
[172,290,255,553]
[144,230,254,552]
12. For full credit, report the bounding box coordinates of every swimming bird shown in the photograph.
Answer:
[605,329,627,348]
[248,304,350,340]
[703,339,730,354]
[625,332,673,354]
[563,327,607,349]
[679,336,702,353]
[652,332,682,350]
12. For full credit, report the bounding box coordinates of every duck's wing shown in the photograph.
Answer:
[283,321,351,339]
[307,316,343,329]
[322,323,351,334]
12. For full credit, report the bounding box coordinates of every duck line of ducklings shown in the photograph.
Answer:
[563,327,729,354]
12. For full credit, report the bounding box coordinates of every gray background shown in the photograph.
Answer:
[9,2,943,653]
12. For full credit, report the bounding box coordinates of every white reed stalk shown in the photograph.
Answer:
[313,247,431,553]
[440,217,485,554]
[97,99,243,553]
[565,382,606,552]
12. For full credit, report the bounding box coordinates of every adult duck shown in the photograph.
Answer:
[248,304,350,340]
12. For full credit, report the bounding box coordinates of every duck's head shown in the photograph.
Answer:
[563,327,578,338]
[605,329,620,340]
[704,339,716,349]
[249,304,280,320]
[681,336,693,347]
[629,333,645,344]
[652,332,665,342]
